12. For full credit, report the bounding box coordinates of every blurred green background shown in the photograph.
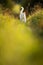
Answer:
[0,0,43,65]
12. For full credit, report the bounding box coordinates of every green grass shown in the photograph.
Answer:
[12,4,21,14]
[27,9,43,38]
[0,12,43,65]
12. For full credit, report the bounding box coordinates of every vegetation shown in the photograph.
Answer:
[0,0,43,65]
[0,10,43,65]
[27,9,43,38]
[0,0,13,8]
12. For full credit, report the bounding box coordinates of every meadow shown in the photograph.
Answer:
[0,4,43,65]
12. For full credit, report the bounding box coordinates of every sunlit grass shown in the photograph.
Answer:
[27,9,43,21]
[27,9,43,39]
[12,4,21,14]
[0,12,42,65]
